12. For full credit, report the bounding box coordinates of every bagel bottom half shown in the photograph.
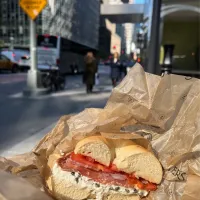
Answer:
[52,164,141,200]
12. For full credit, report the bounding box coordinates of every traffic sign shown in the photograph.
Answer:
[20,0,47,20]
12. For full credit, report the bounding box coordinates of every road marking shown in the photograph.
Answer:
[9,86,113,99]
[0,73,26,84]
[0,122,56,157]
[0,79,25,84]
[0,73,26,76]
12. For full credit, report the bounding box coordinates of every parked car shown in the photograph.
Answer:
[18,55,30,71]
[1,49,30,71]
[0,54,19,73]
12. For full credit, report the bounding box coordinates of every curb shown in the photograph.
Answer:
[0,123,56,157]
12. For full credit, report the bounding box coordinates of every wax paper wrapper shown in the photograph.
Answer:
[0,169,53,200]
[1,64,200,200]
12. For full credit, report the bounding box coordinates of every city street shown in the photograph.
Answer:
[0,66,112,157]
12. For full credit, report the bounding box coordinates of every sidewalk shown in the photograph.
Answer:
[0,123,56,157]
[0,69,112,157]
[10,72,112,99]
[0,90,111,157]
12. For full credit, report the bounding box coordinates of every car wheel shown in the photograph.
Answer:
[12,65,19,73]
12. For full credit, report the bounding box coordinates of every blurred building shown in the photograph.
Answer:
[99,0,123,58]
[101,0,124,56]
[43,0,100,50]
[161,0,200,72]
[101,0,200,74]
[105,19,121,55]
[116,24,126,52]
[124,0,135,55]
[98,18,111,59]
[101,0,135,55]
[102,0,123,4]
[0,0,42,47]
[0,0,100,51]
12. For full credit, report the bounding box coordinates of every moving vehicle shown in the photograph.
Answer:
[1,49,30,71]
[37,35,87,74]
[18,55,30,71]
[0,54,19,73]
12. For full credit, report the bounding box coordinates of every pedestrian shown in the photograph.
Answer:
[127,53,136,72]
[110,52,121,87]
[84,52,97,93]
[121,60,127,77]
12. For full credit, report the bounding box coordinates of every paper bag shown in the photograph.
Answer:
[0,170,53,200]
[1,64,200,200]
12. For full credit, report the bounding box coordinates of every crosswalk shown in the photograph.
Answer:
[0,65,110,85]
[10,85,113,99]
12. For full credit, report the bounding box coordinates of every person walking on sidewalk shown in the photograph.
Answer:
[83,52,97,93]
[110,52,121,87]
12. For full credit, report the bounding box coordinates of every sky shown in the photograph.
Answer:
[135,0,145,3]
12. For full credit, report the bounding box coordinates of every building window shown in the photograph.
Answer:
[11,2,14,10]
[25,28,29,35]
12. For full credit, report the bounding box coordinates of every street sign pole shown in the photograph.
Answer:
[30,19,37,71]
[23,19,46,96]
[20,0,48,97]
[146,0,162,75]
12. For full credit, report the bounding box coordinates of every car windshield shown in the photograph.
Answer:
[15,51,29,61]
[37,35,58,48]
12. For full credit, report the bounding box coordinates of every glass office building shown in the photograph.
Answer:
[0,0,43,46]
[0,0,100,50]
[43,0,100,50]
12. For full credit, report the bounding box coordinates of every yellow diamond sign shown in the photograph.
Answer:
[20,0,47,20]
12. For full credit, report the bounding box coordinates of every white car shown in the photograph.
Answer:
[1,49,30,71]
[18,55,30,71]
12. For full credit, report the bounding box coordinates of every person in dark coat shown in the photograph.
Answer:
[121,60,128,77]
[84,52,97,93]
[110,52,121,87]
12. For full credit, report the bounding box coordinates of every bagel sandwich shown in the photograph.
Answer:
[51,136,163,200]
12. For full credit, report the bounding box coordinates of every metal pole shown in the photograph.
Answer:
[159,18,164,74]
[23,18,47,96]
[30,18,37,71]
[147,0,162,75]
[26,18,38,89]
